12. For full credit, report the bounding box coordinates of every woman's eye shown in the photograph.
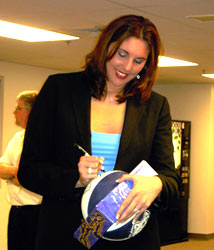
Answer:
[118,50,127,58]
[134,58,145,64]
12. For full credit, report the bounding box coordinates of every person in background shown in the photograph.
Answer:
[18,15,181,250]
[0,90,42,250]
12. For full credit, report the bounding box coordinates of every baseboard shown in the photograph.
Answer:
[188,233,214,240]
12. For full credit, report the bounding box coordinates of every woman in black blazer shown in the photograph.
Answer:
[18,15,181,250]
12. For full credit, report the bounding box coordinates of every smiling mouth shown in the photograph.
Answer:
[115,70,128,79]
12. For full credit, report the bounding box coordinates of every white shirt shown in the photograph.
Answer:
[0,130,42,206]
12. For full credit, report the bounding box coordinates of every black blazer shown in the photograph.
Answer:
[18,72,181,250]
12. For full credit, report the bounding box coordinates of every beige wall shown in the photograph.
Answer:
[0,61,64,151]
[0,61,63,250]
[154,83,214,235]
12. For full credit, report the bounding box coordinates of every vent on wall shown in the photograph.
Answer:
[186,14,214,22]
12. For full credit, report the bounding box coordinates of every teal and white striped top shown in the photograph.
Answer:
[91,131,121,174]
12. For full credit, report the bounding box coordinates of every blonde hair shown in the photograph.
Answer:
[17,90,38,112]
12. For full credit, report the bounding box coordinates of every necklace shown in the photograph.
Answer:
[110,98,114,104]
[110,97,118,104]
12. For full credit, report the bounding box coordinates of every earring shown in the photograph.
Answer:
[136,74,140,79]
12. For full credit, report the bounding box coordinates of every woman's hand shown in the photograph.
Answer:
[76,155,104,187]
[116,174,163,223]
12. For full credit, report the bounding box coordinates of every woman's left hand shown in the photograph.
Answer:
[116,174,163,223]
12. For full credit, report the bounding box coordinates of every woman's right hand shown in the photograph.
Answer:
[76,155,104,187]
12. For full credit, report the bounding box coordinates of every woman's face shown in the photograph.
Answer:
[106,36,149,93]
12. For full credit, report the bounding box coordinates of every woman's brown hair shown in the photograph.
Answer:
[84,15,162,103]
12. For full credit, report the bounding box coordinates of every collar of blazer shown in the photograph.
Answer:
[116,99,146,165]
[69,72,91,153]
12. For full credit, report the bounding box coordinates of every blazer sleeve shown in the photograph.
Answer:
[18,75,80,199]
[149,95,182,209]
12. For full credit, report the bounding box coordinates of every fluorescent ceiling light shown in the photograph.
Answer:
[0,20,79,42]
[158,56,198,67]
[202,74,214,79]
[186,14,214,22]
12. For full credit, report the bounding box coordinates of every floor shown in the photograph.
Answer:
[161,238,214,250]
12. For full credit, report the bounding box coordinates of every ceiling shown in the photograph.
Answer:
[1,0,214,84]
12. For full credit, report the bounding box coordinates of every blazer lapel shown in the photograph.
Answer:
[70,73,92,153]
[116,99,146,166]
